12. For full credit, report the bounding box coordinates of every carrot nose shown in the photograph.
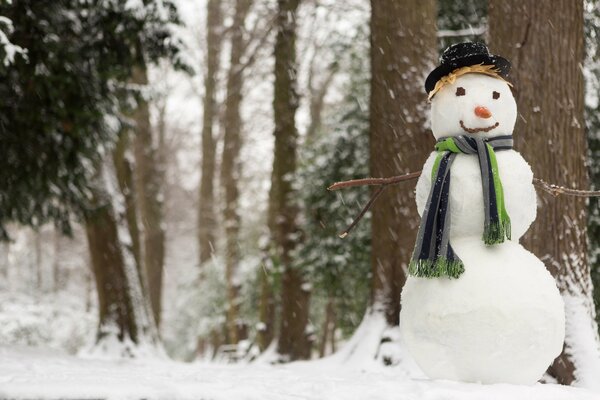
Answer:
[474,106,492,119]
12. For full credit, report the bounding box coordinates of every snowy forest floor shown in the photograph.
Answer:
[0,347,598,400]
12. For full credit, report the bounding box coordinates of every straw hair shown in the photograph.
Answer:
[427,63,512,101]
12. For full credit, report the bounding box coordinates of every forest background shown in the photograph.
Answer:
[0,0,599,390]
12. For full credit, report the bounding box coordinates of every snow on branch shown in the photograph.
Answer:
[0,15,26,66]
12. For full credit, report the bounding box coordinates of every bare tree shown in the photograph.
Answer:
[198,0,224,265]
[489,0,599,385]
[220,0,253,345]
[269,0,311,361]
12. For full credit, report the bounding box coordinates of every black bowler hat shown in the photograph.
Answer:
[424,42,511,94]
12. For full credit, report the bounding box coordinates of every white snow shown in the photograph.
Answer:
[0,345,599,400]
[430,74,517,140]
[401,239,565,384]
[403,73,565,385]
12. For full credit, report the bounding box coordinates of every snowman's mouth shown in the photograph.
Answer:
[460,120,500,134]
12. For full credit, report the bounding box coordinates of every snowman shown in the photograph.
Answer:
[399,42,565,384]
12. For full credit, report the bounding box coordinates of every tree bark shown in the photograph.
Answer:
[113,130,143,278]
[132,66,166,328]
[198,0,223,265]
[369,0,437,325]
[220,0,253,345]
[319,297,335,357]
[489,0,598,385]
[269,0,311,361]
[85,164,160,355]
[257,260,276,351]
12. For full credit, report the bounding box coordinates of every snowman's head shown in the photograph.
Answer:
[430,73,516,140]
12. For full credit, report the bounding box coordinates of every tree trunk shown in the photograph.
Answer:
[489,0,599,385]
[319,297,335,358]
[0,242,8,281]
[133,66,166,328]
[113,131,143,277]
[85,164,161,356]
[220,0,253,346]
[305,65,338,140]
[369,0,437,325]
[269,0,310,361]
[34,229,42,290]
[52,227,61,292]
[198,0,223,265]
[257,260,276,351]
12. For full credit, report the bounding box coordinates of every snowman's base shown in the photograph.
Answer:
[400,239,565,385]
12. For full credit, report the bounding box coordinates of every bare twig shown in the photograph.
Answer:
[329,171,600,238]
[532,178,600,198]
[338,186,386,238]
[327,171,422,191]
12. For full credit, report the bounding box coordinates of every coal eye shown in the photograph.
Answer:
[456,87,466,96]
[493,91,500,99]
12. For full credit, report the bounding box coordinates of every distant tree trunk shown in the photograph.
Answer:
[85,164,161,356]
[221,0,253,345]
[0,242,8,281]
[269,0,310,361]
[52,227,61,292]
[132,66,166,328]
[319,297,335,357]
[34,229,42,290]
[489,0,599,386]
[369,0,436,325]
[257,260,276,351]
[198,0,223,265]
[305,64,338,140]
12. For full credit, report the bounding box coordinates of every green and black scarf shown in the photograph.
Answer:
[409,135,513,279]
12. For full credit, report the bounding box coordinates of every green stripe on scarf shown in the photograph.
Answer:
[484,143,511,244]
[410,135,513,279]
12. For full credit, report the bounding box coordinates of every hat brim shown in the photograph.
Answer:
[424,54,511,94]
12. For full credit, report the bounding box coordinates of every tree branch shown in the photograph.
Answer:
[329,171,600,238]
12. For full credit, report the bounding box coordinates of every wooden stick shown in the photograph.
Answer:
[338,185,386,238]
[532,178,600,198]
[327,171,422,191]
[330,171,600,238]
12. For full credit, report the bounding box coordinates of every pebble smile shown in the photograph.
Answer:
[460,120,500,133]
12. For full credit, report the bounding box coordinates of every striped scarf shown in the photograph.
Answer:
[409,135,513,279]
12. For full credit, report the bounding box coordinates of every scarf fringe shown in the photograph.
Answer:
[483,219,511,245]
[409,258,465,279]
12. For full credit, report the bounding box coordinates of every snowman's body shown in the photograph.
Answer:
[400,73,565,384]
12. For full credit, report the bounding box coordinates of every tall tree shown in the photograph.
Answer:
[489,0,600,385]
[0,0,181,354]
[220,0,253,345]
[133,66,166,327]
[85,164,161,355]
[369,0,436,326]
[585,0,600,333]
[198,0,223,265]
[269,0,310,361]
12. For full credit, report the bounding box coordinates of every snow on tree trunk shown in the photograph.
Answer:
[198,0,223,266]
[489,0,600,386]
[83,162,164,359]
[269,0,311,362]
[367,0,436,351]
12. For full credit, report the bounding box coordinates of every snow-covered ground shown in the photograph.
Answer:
[0,346,598,400]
